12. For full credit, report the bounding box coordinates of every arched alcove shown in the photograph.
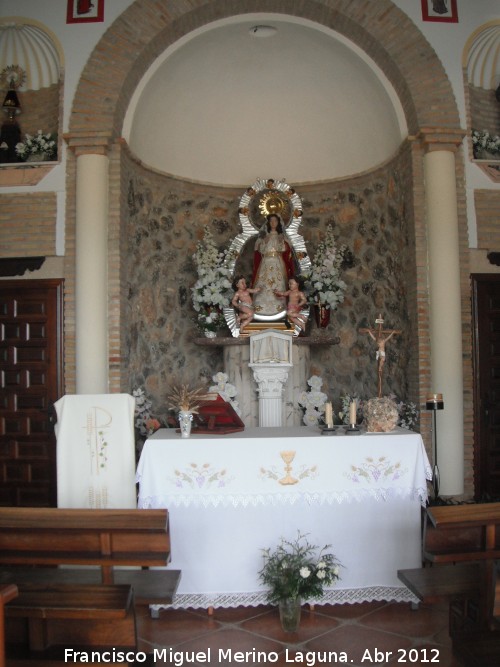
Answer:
[0,18,63,166]
[64,0,471,495]
[463,21,500,152]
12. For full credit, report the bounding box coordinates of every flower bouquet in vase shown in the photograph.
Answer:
[304,225,348,328]
[259,532,341,633]
[15,130,57,162]
[191,229,232,337]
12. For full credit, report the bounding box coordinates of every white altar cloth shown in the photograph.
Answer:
[136,427,431,609]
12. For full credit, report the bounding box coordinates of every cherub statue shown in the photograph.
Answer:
[231,275,260,332]
[275,276,308,331]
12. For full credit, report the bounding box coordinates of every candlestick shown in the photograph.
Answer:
[325,402,333,429]
[349,400,357,426]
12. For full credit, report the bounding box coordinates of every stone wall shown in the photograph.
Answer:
[123,149,416,424]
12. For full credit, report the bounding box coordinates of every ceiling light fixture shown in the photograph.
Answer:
[249,25,277,38]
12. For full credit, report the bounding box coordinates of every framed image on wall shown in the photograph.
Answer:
[421,0,458,23]
[67,0,104,24]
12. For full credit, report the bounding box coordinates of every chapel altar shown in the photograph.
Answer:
[136,426,432,611]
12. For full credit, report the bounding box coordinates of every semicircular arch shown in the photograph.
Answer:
[69,0,460,142]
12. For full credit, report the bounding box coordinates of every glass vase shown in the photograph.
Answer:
[278,597,301,633]
[314,305,331,328]
[178,410,193,438]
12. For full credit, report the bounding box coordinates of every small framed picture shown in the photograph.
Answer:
[67,0,104,24]
[421,0,458,23]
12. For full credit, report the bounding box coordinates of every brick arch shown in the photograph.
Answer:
[69,0,460,140]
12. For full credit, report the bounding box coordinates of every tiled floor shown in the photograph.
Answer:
[136,600,464,666]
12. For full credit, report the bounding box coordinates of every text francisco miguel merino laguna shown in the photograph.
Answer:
[63,648,357,665]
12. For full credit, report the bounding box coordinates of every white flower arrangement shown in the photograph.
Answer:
[191,229,233,332]
[15,130,57,161]
[387,394,419,431]
[133,387,161,437]
[209,371,241,415]
[297,375,328,427]
[304,225,347,309]
[471,129,500,158]
[336,392,419,431]
[338,393,364,425]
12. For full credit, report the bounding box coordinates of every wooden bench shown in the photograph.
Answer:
[5,584,136,653]
[422,502,500,565]
[0,508,181,656]
[398,503,500,664]
[1,585,18,667]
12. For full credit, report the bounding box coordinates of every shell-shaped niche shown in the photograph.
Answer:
[0,20,63,171]
[465,22,500,90]
[0,21,61,90]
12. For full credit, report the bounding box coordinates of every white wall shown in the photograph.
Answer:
[125,16,405,185]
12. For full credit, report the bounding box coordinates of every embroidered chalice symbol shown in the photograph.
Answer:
[279,450,298,485]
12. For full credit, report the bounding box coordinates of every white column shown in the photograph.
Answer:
[423,147,464,495]
[250,366,291,427]
[75,153,109,393]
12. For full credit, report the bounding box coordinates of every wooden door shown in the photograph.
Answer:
[0,280,63,506]
[472,274,500,500]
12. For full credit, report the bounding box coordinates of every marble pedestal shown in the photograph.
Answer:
[225,343,308,427]
[195,335,339,429]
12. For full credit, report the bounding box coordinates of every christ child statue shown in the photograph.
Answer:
[231,275,260,332]
[275,277,308,330]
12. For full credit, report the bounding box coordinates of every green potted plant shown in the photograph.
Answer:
[259,532,341,632]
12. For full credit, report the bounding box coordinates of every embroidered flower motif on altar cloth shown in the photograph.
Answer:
[345,456,408,484]
[170,462,234,489]
[259,460,318,483]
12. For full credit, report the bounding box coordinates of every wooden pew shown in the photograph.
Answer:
[422,502,500,565]
[0,508,181,656]
[1,585,18,667]
[5,584,136,653]
[398,503,500,664]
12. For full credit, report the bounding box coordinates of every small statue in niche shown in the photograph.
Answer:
[274,276,308,331]
[231,275,260,332]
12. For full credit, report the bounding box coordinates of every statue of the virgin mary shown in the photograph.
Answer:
[251,213,296,316]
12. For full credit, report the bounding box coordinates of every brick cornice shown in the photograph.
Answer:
[414,127,466,153]
[63,131,114,157]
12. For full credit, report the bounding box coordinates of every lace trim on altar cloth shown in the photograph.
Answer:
[139,486,429,510]
[150,586,418,611]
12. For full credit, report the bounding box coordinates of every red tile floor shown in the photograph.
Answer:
[136,600,464,666]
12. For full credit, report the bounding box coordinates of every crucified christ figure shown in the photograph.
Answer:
[359,314,402,398]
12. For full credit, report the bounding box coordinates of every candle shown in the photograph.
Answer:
[349,400,357,425]
[325,402,333,428]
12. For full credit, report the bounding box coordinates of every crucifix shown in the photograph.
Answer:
[359,314,402,398]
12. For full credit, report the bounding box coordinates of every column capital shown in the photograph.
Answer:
[414,127,466,153]
[64,131,114,157]
[250,365,291,397]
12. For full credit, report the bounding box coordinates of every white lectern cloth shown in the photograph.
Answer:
[55,394,137,509]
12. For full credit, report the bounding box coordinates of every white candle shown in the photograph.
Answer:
[325,402,333,428]
[349,400,357,425]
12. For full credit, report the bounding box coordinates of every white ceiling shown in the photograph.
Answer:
[125,16,406,186]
